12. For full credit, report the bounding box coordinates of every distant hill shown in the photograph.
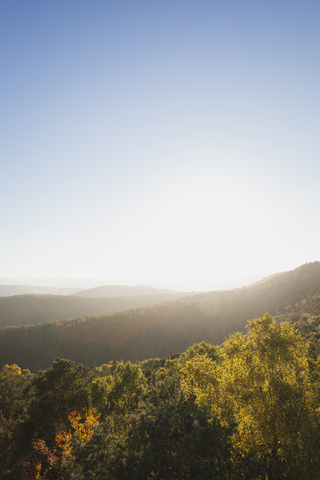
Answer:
[1,262,320,371]
[73,285,183,297]
[0,292,187,329]
[0,285,78,297]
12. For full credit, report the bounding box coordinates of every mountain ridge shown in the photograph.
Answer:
[1,262,319,371]
[0,292,187,329]
[72,284,184,297]
[0,284,78,297]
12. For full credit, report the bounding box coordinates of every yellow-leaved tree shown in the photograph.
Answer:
[23,409,100,480]
[181,314,320,480]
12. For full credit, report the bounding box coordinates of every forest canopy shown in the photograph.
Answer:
[1,314,320,480]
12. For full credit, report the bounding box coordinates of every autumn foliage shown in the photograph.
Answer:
[22,409,100,480]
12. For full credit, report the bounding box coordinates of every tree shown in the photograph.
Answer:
[66,377,232,480]
[0,364,33,479]
[181,314,319,479]
[91,361,146,418]
[15,357,90,477]
[22,408,100,480]
[0,364,32,418]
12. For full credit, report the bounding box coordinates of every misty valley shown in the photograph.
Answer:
[1,262,320,479]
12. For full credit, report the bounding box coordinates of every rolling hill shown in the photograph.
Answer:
[1,262,320,371]
[0,291,187,329]
[0,284,78,297]
[73,284,183,297]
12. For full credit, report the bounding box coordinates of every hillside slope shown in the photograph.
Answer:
[0,292,186,328]
[1,262,320,371]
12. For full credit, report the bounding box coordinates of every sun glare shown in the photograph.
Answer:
[111,173,270,284]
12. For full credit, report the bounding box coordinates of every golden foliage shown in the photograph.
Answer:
[22,409,100,480]
[68,408,100,443]
[181,314,313,467]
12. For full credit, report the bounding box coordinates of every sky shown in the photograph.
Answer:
[1,0,320,290]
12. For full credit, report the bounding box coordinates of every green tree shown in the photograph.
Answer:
[182,314,319,479]
[91,361,146,418]
[63,377,232,480]
[0,364,32,418]
[16,357,89,474]
[0,364,33,479]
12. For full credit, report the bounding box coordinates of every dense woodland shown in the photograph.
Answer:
[1,314,320,479]
[1,263,320,478]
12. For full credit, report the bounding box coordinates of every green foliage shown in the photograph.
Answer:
[18,358,90,455]
[0,364,32,418]
[62,377,232,480]
[182,314,320,479]
[180,340,220,362]
[91,362,146,417]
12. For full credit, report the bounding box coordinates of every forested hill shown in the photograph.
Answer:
[244,261,320,305]
[0,291,187,328]
[1,262,320,371]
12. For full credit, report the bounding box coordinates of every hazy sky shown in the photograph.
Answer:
[1,1,320,289]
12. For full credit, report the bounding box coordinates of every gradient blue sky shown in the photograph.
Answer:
[1,1,320,289]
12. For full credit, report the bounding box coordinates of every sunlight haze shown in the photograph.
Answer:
[1,1,319,291]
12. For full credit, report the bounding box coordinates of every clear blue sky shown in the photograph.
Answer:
[1,1,320,288]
